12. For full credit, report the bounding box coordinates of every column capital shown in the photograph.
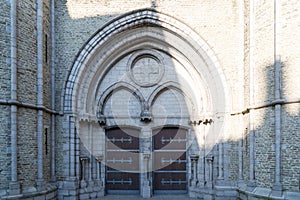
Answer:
[206,155,214,163]
[95,154,104,162]
[143,152,151,160]
[79,155,89,162]
[190,154,199,162]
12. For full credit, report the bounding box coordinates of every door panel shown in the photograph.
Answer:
[106,151,139,171]
[153,128,187,193]
[153,172,187,191]
[153,128,186,150]
[106,172,140,191]
[106,128,139,150]
[106,128,140,194]
[154,151,186,171]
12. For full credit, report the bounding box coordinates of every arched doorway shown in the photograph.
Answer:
[63,9,229,198]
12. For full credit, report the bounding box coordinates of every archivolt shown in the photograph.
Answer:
[63,8,230,119]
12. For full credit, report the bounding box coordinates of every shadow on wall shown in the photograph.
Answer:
[55,0,299,199]
[231,60,300,196]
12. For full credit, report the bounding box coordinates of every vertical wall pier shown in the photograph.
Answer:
[248,0,256,189]
[36,0,45,190]
[9,0,21,195]
[50,0,56,183]
[271,0,283,197]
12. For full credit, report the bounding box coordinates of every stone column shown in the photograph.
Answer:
[95,154,104,196]
[248,0,256,190]
[238,128,246,182]
[249,123,256,189]
[69,117,76,178]
[217,142,223,181]
[50,0,56,182]
[142,152,151,198]
[206,155,214,189]
[237,0,245,185]
[36,0,45,190]
[9,0,21,194]
[95,154,103,182]
[80,156,89,188]
[88,123,93,186]
[272,0,283,196]
[60,116,79,198]
[190,155,199,187]
[189,154,200,198]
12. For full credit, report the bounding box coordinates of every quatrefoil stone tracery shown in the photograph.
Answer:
[128,50,165,87]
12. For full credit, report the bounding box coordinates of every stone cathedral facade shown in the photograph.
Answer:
[0,0,299,200]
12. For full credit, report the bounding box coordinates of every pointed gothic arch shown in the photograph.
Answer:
[97,82,145,116]
[62,8,230,118]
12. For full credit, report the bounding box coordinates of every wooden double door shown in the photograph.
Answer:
[105,127,187,194]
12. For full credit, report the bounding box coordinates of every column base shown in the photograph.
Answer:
[141,181,151,198]
[271,183,283,197]
[36,178,46,191]
[188,183,199,198]
[58,177,79,199]
[247,180,256,192]
[215,177,225,185]
[9,181,21,195]
[238,179,247,191]
[50,176,57,183]
[95,180,104,197]
[80,180,87,188]
[191,179,198,187]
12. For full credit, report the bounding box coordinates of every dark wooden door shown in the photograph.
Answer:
[153,128,187,193]
[105,128,140,194]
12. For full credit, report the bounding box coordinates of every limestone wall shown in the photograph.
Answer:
[280,0,300,192]
[253,0,276,189]
[0,0,10,100]
[0,0,52,195]
[42,0,52,184]
[16,0,38,189]
[0,0,11,192]
[241,0,300,193]
[0,0,298,198]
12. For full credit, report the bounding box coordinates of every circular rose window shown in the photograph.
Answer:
[128,50,164,87]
